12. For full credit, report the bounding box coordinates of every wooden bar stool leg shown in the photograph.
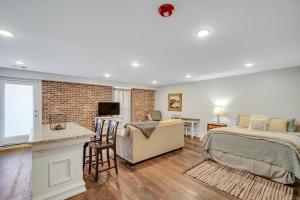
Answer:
[88,147,92,175]
[113,149,118,174]
[83,143,87,171]
[95,149,99,182]
[100,151,103,166]
[107,149,111,167]
[191,122,194,139]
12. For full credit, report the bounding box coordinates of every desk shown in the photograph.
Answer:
[172,117,200,139]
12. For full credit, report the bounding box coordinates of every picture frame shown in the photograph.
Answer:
[168,93,182,111]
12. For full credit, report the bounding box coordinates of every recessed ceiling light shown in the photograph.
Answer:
[0,29,14,37]
[152,80,157,84]
[245,63,254,68]
[196,29,211,38]
[104,73,110,78]
[185,74,192,79]
[131,61,140,68]
[15,60,24,65]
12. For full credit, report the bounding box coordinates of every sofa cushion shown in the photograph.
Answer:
[159,119,183,126]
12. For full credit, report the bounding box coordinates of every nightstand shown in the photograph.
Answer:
[207,123,227,131]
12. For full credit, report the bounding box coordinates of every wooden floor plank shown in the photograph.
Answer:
[0,147,32,200]
[1,137,300,200]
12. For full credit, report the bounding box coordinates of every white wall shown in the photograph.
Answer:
[155,67,300,135]
[0,67,156,90]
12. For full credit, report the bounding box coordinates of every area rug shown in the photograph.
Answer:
[184,160,293,200]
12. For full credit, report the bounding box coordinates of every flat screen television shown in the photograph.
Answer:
[98,102,120,116]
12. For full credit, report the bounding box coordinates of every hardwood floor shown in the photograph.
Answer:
[0,146,32,200]
[72,137,238,200]
[1,137,300,200]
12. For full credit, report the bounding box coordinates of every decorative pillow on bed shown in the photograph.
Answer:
[251,115,271,128]
[238,114,250,128]
[287,118,296,132]
[268,118,288,132]
[249,118,268,131]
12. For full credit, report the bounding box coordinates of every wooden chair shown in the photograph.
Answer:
[82,118,105,171]
[88,120,119,182]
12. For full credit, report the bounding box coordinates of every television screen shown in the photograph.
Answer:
[98,102,120,116]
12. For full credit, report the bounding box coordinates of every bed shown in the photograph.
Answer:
[202,127,300,184]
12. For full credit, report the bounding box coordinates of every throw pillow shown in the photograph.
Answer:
[268,118,288,132]
[146,114,152,121]
[249,118,268,131]
[251,115,272,129]
[287,118,296,132]
[238,114,250,128]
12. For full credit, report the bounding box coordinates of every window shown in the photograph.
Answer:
[113,88,131,123]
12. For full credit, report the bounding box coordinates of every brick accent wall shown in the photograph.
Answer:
[42,81,112,130]
[131,89,155,122]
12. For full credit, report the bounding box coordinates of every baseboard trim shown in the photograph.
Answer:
[0,143,31,152]
[32,181,86,200]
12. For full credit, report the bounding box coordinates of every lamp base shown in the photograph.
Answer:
[216,115,220,124]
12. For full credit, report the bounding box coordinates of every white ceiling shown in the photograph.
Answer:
[0,0,300,86]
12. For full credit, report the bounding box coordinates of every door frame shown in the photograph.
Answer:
[0,77,41,146]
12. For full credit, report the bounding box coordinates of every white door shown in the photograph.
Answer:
[0,79,39,146]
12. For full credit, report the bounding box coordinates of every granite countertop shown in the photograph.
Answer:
[29,122,95,145]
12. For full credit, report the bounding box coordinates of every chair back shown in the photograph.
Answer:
[106,120,119,145]
[149,110,162,121]
[95,118,105,141]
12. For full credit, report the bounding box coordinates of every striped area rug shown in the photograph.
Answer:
[185,160,293,200]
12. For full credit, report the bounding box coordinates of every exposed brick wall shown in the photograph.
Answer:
[131,89,155,122]
[42,81,112,130]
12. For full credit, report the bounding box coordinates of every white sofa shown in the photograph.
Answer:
[116,119,184,164]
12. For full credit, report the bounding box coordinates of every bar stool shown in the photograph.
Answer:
[82,118,105,171]
[88,120,119,182]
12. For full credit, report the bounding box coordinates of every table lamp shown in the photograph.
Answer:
[212,106,224,124]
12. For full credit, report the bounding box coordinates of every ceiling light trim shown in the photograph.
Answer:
[245,63,254,68]
[196,28,212,38]
[0,29,14,38]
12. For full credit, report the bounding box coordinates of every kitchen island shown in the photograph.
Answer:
[29,122,94,200]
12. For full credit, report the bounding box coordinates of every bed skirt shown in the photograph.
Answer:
[205,149,295,184]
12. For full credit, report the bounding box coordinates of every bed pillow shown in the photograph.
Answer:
[268,118,288,132]
[238,114,250,128]
[249,118,268,131]
[287,118,296,132]
[251,115,271,128]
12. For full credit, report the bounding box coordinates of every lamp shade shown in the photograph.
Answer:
[212,106,224,116]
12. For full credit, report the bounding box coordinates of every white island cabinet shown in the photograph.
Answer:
[29,122,94,200]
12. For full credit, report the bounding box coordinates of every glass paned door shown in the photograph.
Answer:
[0,79,39,146]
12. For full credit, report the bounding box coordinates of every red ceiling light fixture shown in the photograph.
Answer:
[158,4,175,17]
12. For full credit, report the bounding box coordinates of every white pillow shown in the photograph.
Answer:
[249,118,268,131]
